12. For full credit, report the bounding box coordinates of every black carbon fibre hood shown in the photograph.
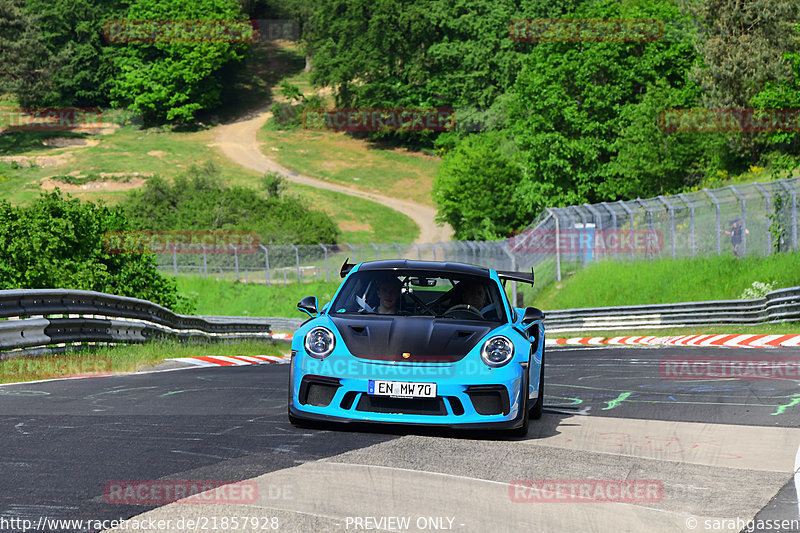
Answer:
[329,315,495,362]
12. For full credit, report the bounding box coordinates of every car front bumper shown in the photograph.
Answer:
[289,353,533,429]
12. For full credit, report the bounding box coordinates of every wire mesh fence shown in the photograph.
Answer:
[153,177,800,288]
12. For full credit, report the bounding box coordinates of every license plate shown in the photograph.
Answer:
[368,380,437,398]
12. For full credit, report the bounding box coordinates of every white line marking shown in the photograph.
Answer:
[170,449,227,460]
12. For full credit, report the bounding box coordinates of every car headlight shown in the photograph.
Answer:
[480,336,514,367]
[304,327,335,358]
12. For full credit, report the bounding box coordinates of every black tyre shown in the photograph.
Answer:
[506,368,530,437]
[530,347,545,420]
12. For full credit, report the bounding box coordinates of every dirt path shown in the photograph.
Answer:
[213,108,452,244]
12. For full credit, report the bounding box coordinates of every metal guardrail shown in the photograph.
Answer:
[0,289,273,357]
[544,286,800,333]
[2,286,797,357]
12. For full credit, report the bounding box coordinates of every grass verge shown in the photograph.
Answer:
[528,251,800,310]
[549,323,800,338]
[0,339,285,384]
[177,275,340,319]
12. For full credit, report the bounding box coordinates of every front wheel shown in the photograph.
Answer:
[506,369,530,437]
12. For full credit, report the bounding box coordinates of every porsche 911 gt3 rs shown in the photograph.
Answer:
[288,259,545,435]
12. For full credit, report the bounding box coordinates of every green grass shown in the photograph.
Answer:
[176,275,341,320]
[0,339,285,384]
[285,181,419,243]
[550,323,800,337]
[257,127,440,207]
[527,251,800,310]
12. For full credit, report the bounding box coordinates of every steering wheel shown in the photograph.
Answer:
[355,295,374,313]
[442,304,484,319]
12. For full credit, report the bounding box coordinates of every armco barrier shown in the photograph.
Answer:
[0,289,272,357]
[544,286,800,333]
[2,286,798,357]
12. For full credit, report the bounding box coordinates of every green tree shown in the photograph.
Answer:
[751,24,800,146]
[690,0,799,109]
[689,0,799,160]
[0,190,179,309]
[0,0,54,105]
[507,0,700,206]
[305,0,584,112]
[603,82,726,199]
[109,0,254,124]
[20,0,128,107]
[433,132,531,240]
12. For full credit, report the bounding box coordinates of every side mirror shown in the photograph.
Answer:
[521,306,545,326]
[297,296,319,318]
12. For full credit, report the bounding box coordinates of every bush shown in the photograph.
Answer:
[119,162,340,245]
[0,190,182,309]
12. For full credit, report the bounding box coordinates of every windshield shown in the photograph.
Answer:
[330,270,507,322]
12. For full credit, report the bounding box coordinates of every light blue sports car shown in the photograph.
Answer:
[288,259,545,435]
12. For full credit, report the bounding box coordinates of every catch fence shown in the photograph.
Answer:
[153,178,800,287]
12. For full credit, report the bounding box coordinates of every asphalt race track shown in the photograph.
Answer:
[1,346,799,533]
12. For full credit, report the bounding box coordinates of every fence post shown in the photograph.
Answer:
[258,244,271,286]
[546,208,562,282]
[319,243,329,282]
[583,203,604,258]
[570,206,588,264]
[657,195,676,259]
[345,242,355,263]
[412,243,421,260]
[230,244,239,281]
[599,202,618,259]
[200,244,208,278]
[456,241,469,265]
[291,244,300,282]
[644,200,661,261]
[393,242,402,259]
[753,183,772,256]
[678,193,696,257]
[617,201,635,261]
[170,243,178,276]
[729,185,747,257]
[779,179,798,250]
[704,189,722,256]
[369,242,379,260]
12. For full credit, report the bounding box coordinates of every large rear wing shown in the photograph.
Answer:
[496,269,534,286]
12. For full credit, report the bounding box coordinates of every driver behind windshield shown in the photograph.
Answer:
[375,276,402,314]
[454,280,499,320]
